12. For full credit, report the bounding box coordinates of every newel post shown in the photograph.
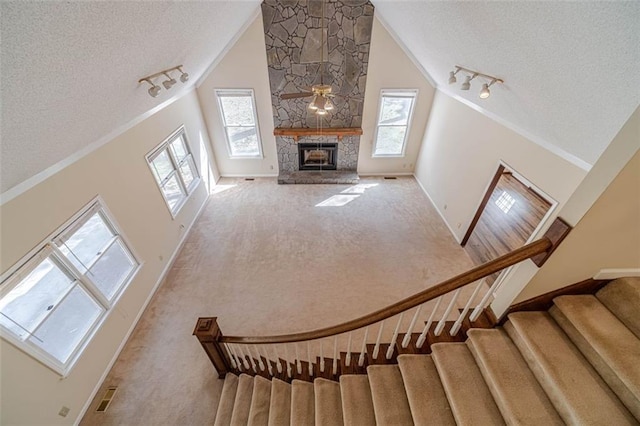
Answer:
[193,317,231,378]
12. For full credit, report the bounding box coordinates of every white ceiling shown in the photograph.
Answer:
[2,1,639,195]
[0,0,261,194]
[373,1,640,168]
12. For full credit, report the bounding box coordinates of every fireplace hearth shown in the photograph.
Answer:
[298,143,337,171]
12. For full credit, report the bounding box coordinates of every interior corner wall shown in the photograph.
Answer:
[413,90,588,243]
[0,90,212,425]
[357,16,436,175]
[197,15,278,177]
[513,108,640,304]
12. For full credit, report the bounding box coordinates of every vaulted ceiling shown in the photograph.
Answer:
[1,1,638,194]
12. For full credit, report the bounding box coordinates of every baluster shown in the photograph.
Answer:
[252,345,265,371]
[470,278,498,322]
[434,289,461,336]
[307,342,313,376]
[223,343,237,369]
[332,336,338,376]
[273,345,283,374]
[402,305,423,348]
[320,340,325,373]
[416,297,443,348]
[284,344,292,378]
[259,346,273,376]
[233,344,248,371]
[346,332,353,366]
[386,312,404,360]
[294,343,302,375]
[373,320,385,359]
[358,327,369,367]
[239,345,257,373]
[450,280,485,335]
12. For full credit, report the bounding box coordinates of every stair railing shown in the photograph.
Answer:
[194,218,570,380]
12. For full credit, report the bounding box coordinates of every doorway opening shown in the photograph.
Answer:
[462,164,555,285]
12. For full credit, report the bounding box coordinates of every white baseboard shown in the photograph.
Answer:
[413,174,462,244]
[75,195,210,425]
[220,173,279,178]
[358,172,414,177]
[593,268,640,280]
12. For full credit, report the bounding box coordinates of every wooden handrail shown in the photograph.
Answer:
[221,237,552,345]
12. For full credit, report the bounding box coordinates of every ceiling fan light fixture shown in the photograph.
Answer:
[316,108,328,116]
[325,98,334,111]
[308,95,319,110]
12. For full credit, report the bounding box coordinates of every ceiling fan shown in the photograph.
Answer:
[279,0,336,115]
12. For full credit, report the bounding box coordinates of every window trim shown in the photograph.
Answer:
[0,196,142,376]
[372,89,418,158]
[146,125,201,217]
[215,88,264,159]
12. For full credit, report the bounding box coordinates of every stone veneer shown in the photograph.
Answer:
[261,0,374,179]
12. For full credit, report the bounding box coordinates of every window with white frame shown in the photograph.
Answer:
[147,126,200,216]
[372,90,418,157]
[216,89,263,158]
[0,199,139,375]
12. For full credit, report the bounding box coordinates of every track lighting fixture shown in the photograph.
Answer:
[448,66,503,99]
[138,65,188,98]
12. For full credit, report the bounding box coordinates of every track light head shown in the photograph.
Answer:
[180,72,189,83]
[479,83,491,99]
[461,76,472,90]
[148,84,161,97]
[162,78,176,90]
[448,71,457,85]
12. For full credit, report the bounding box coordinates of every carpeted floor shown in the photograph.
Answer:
[80,176,475,425]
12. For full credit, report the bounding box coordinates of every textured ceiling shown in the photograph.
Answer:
[373,1,640,168]
[2,1,639,195]
[1,0,260,193]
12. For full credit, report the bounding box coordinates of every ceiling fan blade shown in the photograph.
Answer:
[333,94,364,101]
[281,92,314,99]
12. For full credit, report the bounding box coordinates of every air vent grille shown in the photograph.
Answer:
[96,386,118,412]
[384,176,397,180]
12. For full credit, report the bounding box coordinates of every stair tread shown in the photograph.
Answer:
[267,378,291,426]
[597,277,640,339]
[367,364,413,425]
[230,374,254,426]
[506,311,636,424]
[397,354,455,426]
[551,295,640,419]
[214,374,239,426]
[315,378,344,426]
[248,375,271,426]
[431,343,505,426]
[466,328,563,425]
[340,375,376,426]
[291,380,314,426]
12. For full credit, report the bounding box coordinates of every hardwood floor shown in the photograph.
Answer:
[465,173,551,284]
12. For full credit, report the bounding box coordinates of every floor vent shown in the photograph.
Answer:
[96,387,118,412]
[384,176,397,180]
[245,178,255,181]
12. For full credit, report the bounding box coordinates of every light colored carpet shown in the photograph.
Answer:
[80,177,475,425]
[505,312,636,424]
[597,277,640,338]
[339,375,376,426]
[466,329,563,425]
[431,343,505,426]
[367,365,413,425]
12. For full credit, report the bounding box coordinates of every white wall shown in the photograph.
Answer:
[0,90,214,425]
[414,90,587,243]
[357,17,435,175]
[197,15,279,177]
[513,107,640,303]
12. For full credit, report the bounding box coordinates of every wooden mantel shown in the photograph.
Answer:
[273,127,363,142]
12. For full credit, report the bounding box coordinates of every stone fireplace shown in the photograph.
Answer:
[261,0,374,184]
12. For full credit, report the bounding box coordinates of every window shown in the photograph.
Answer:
[216,89,263,158]
[147,126,200,216]
[372,90,418,157]
[0,199,139,375]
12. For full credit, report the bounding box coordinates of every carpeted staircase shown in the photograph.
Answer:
[213,277,640,425]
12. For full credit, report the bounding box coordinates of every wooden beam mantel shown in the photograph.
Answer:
[274,127,363,142]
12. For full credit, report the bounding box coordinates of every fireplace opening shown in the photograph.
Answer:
[298,143,337,171]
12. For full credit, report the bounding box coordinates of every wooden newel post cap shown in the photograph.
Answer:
[193,317,221,342]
